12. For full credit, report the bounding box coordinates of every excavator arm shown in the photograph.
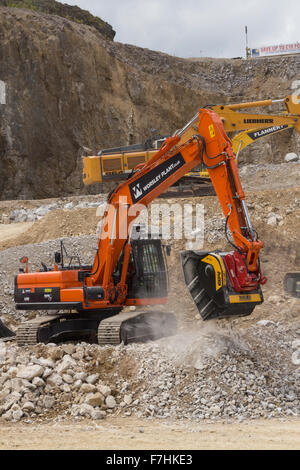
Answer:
[232,124,293,159]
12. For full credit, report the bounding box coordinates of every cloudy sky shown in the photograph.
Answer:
[64,0,299,58]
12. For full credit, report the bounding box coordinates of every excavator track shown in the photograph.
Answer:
[98,310,177,346]
[14,311,177,347]
[16,316,61,347]
[98,311,143,345]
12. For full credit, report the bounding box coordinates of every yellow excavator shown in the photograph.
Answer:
[83,95,300,197]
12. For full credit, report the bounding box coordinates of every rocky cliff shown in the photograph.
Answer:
[0,0,115,39]
[0,6,299,200]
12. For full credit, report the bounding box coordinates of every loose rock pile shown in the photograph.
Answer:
[2,197,105,224]
[0,322,299,423]
[0,341,120,422]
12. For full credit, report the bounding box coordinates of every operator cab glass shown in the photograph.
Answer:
[113,239,168,299]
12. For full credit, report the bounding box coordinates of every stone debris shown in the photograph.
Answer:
[285,153,299,163]
[6,197,106,224]
[0,322,299,423]
[257,320,277,327]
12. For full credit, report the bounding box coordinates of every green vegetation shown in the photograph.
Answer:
[0,0,116,40]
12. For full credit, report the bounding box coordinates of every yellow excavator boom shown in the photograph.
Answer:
[83,95,300,185]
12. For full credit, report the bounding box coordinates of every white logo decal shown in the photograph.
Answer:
[132,183,143,199]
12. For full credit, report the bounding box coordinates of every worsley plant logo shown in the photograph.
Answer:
[131,183,143,200]
[129,153,185,203]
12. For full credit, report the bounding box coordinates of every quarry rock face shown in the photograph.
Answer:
[0,0,116,40]
[0,7,216,200]
[0,6,299,200]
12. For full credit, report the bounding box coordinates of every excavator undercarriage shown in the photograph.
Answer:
[14,309,177,347]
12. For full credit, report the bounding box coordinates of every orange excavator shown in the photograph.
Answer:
[13,108,266,346]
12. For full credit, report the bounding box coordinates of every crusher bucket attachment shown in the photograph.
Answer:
[0,320,15,341]
[181,250,264,320]
[284,273,300,298]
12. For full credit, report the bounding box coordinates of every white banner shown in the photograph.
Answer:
[252,43,300,57]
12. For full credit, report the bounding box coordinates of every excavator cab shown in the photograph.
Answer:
[113,228,168,300]
[127,239,168,299]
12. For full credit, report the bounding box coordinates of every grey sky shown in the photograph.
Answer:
[65,0,300,58]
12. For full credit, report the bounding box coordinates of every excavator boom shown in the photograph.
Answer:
[176,95,300,146]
